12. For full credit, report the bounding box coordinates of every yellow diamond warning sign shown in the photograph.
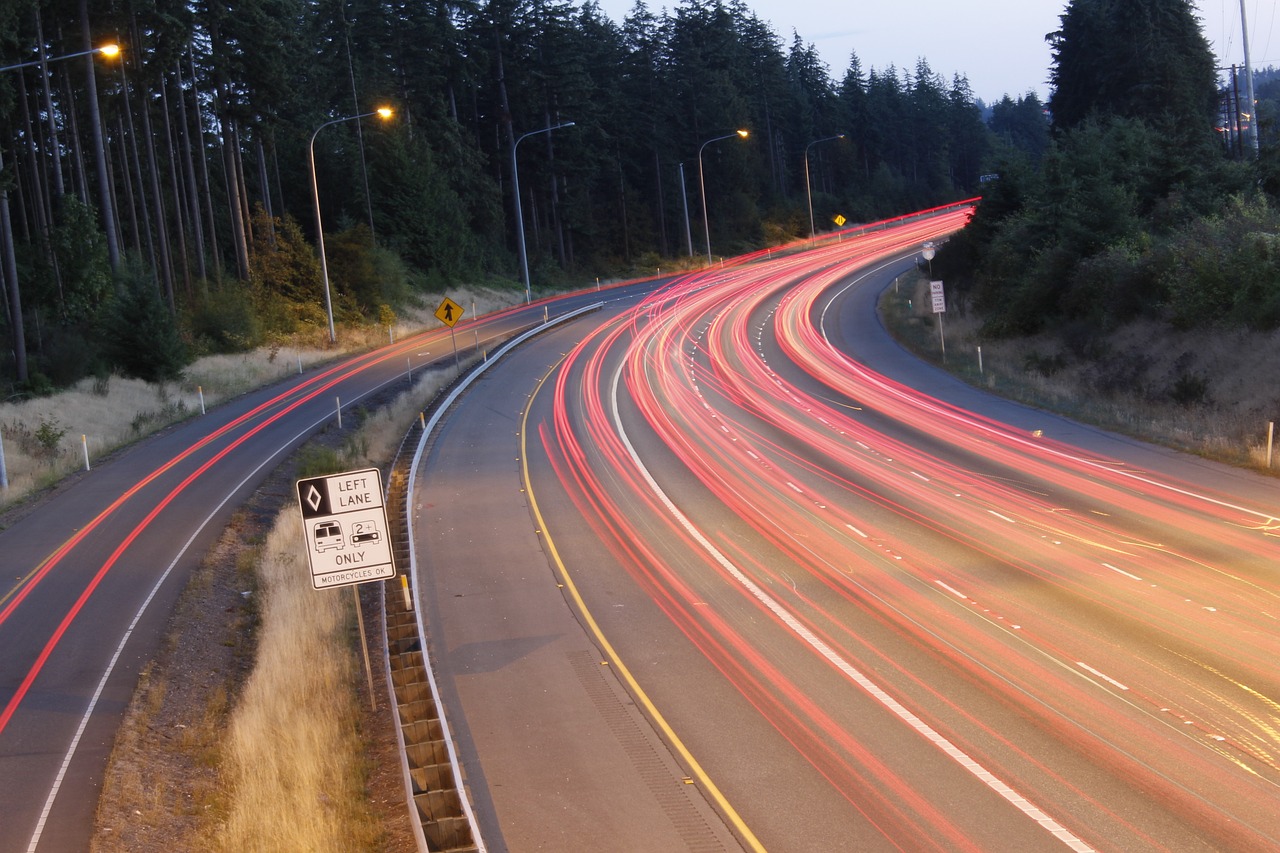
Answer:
[435,297,464,327]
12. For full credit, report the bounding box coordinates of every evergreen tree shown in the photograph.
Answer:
[104,263,189,383]
[1047,0,1218,149]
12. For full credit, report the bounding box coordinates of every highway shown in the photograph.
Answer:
[3,202,1276,852]
[0,301,586,853]
[414,210,1280,851]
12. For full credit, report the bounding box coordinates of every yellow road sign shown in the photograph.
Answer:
[833,214,846,227]
[435,297,464,327]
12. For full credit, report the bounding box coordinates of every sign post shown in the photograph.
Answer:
[435,297,465,368]
[297,467,397,710]
[930,280,947,362]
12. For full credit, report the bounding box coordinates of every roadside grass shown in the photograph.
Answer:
[881,272,1280,472]
[0,287,520,512]
[216,509,376,852]
[93,358,467,851]
[213,362,463,851]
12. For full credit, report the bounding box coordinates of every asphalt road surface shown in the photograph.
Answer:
[412,212,1280,852]
[0,302,570,853]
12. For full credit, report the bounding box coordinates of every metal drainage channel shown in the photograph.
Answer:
[379,303,604,852]
[381,382,481,853]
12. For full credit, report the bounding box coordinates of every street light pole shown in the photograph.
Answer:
[698,130,748,265]
[512,121,574,304]
[2,42,120,383]
[1238,0,1259,154]
[804,134,845,243]
[678,162,694,257]
[0,43,118,74]
[309,107,393,343]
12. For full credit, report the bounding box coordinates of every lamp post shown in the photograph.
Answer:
[512,121,574,304]
[804,134,844,243]
[1238,0,1259,154]
[698,129,748,265]
[678,162,694,257]
[0,42,118,74]
[309,107,393,343]
[1,42,120,384]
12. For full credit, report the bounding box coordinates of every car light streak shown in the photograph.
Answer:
[0,320,482,739]
[528,209,1280,848]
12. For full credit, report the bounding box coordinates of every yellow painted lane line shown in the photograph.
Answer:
[521,359,766,853]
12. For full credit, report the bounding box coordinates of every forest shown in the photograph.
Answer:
[2,0,1277,398]
[936,0,1280,346]
[0,0,1014,394]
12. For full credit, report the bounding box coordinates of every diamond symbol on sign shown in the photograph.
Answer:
[305,485,323,513]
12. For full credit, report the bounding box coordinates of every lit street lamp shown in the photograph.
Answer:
[0,42,118,73]
[1,42,121,384]
[512,121,575,304]
[308,107,393,343]
[698,130,748,265]
[804,134,844,242]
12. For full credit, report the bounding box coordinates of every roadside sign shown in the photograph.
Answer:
[833,214,846,227]
[435,297,464,327]
[296,467,396,589]
[930,280,946,314]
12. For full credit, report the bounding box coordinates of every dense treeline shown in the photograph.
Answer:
[1,0,1006,393]
[936,0,1280,344]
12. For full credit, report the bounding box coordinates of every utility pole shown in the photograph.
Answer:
[1239,0,1259,153]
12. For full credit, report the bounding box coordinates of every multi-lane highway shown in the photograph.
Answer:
[414,210,1280,851]
[0,301,592,853]
[5,203,1276,851]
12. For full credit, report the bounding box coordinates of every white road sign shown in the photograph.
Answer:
[296,467,396,589]
[930,280,946,314]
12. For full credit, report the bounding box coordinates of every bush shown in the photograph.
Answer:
[104,265,190,383]
[188,283,263,353]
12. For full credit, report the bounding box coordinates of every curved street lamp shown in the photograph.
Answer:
[1,42,121,384]
[698,129,748,265]
[512,121,575,304]
[804,134,845,243]
[309,107,393,343]
[0,42,119,74]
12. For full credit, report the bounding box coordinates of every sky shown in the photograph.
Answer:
[591,0,1280,106]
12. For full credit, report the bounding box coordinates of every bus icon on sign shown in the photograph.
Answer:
[313,520,345,552]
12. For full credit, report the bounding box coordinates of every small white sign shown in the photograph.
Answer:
[296,467,396,589]
[930,280,946,314]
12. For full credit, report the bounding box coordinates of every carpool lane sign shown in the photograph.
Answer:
[296,467,395,589]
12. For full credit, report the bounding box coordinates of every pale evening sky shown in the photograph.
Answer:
[592,0,1279,105]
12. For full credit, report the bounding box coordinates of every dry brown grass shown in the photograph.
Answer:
[883,273,1280,472]
[0,287,522,511]
[215,511,377,852]
[212,363,464,850]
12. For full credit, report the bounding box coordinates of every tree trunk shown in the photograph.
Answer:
[159,73,192,299]
[219,106,250,280]
[0,148,29,384]
[60,68,90,206]
[35,12,66,201]
[115,115,141,257]
[189,52,222,281]
[231,120,253,253]
[82,0,120,268]
[16,72,47,243]
[136,77,175,311]
[175,59,207,285]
